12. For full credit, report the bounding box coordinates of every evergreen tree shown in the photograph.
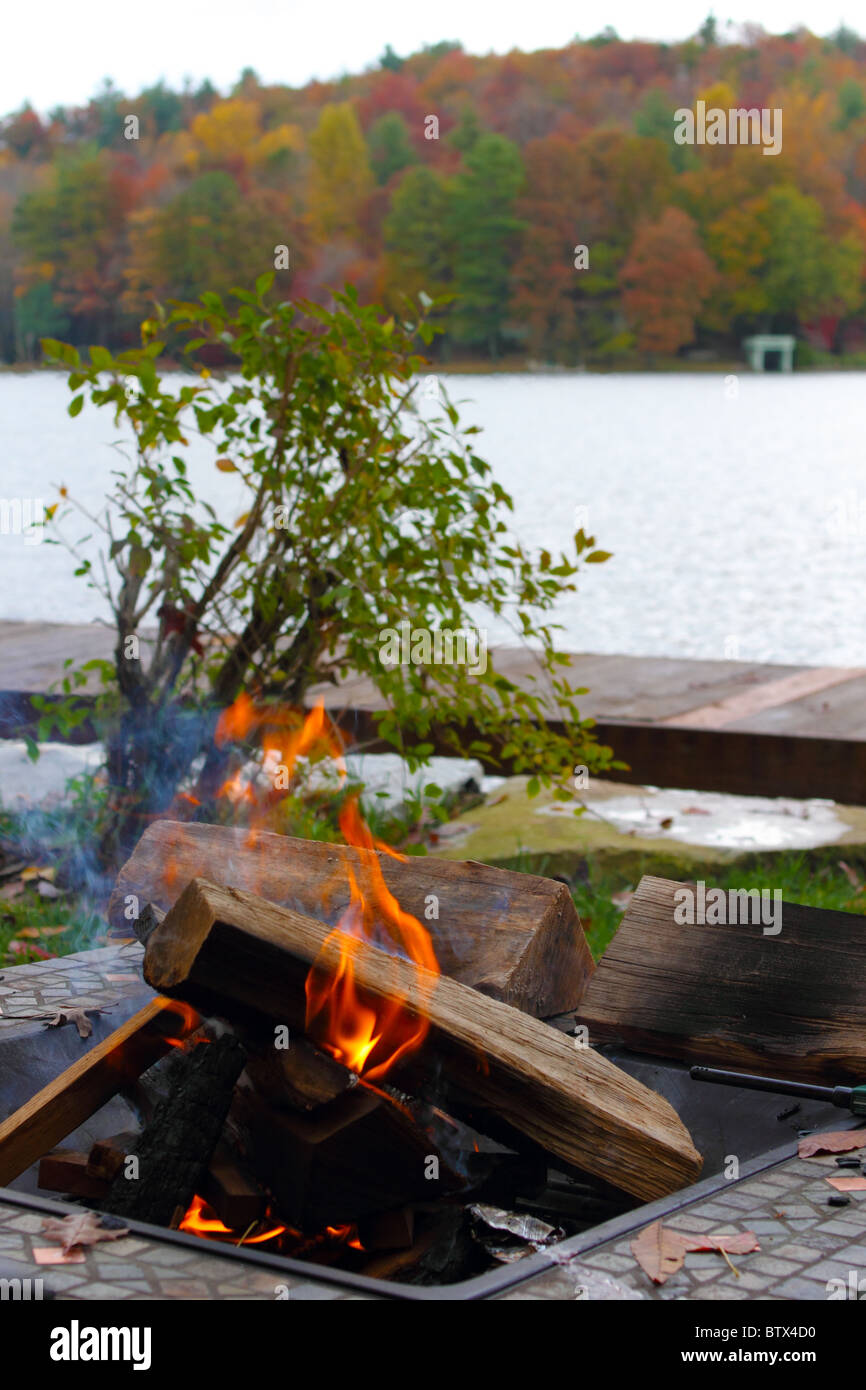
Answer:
[448,106,483,154]
[449,135,524,355]
[384,166,452,304]
[367,112,416,185]
[379,44,404,72]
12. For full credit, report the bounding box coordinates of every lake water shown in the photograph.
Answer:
[3,370,866,667]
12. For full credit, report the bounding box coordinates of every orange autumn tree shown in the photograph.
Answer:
[620,207,718,355]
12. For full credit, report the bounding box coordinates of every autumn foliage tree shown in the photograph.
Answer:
[4,29,866,362]
[620,207,718,355]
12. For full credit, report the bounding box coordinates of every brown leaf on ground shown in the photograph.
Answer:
[685,1232,760,1255]
[6,940,55,960]
[45,1007,103,1039]
[826,1175,866,1192]
[41,1212,128,1254]
[630,1220,687,1283]
[20,865,56,883]
[799,1131,866,1158]
[838,860,864,892]
[631,1221,759,1284]
[16,925,69,939]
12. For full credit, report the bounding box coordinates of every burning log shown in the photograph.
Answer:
[231,1080,455,1229]
[228,1027,454,1227]
[101,1033,246,1229]
[0,999,194,1187]
[241,1034,358,1112]
[143,879,703,1201]
[199,1141,265,1229]
[109,821,592,1016]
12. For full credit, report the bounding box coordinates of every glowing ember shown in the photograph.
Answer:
[156,998,205,1051]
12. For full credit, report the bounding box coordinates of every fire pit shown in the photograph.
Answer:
[0,903,851,1296]
[1,752,863,1300]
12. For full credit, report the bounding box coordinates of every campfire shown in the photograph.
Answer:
[0,703,702,1284]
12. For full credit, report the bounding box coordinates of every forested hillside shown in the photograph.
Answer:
[3,24,866,364]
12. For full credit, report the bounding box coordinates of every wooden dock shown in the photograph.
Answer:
[1,621,865,804]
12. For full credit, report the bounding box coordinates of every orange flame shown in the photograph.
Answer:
[210,696,440,1082]
[155,998,205,1051]
[304,810,439,1080]
[179,1195,286,1246]
[178,1196,364,1254]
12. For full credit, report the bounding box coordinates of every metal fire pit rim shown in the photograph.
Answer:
[2,1126,848,1301]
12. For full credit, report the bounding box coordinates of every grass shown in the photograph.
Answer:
[0,887,106,966]
[496,848,866,960]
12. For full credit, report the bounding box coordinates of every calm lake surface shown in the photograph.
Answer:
[3,371,866,667]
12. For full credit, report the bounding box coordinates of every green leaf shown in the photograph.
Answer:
[89,345,113,371]
[586,550,612,563]
[41,338,80,367]
[255,271,275,299]
[68,395,84,417]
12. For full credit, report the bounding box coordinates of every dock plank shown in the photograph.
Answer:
[2,622,866,803]
[658,666,866,730]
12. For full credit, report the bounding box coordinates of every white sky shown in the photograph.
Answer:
[3,1,861,115]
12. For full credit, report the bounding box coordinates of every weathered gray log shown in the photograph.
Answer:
[577,874,866,1083]
[109,820,593,1016]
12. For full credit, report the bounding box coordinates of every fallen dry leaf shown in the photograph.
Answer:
[799,1131,866,1159]
[826,1175,866,1192]
[631,1220,687,1283]
[631,1220,759,1284]
[838,860,863,892]
[15,925,69,940]
[688,1232,760,1255]
[20,865,55,883]
[6,940,55,960]
[41,1212,128,1254]
[45,1007,104,1039]
[682,805,711,815]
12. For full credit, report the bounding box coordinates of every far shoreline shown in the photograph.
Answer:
[4,357,866,377]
